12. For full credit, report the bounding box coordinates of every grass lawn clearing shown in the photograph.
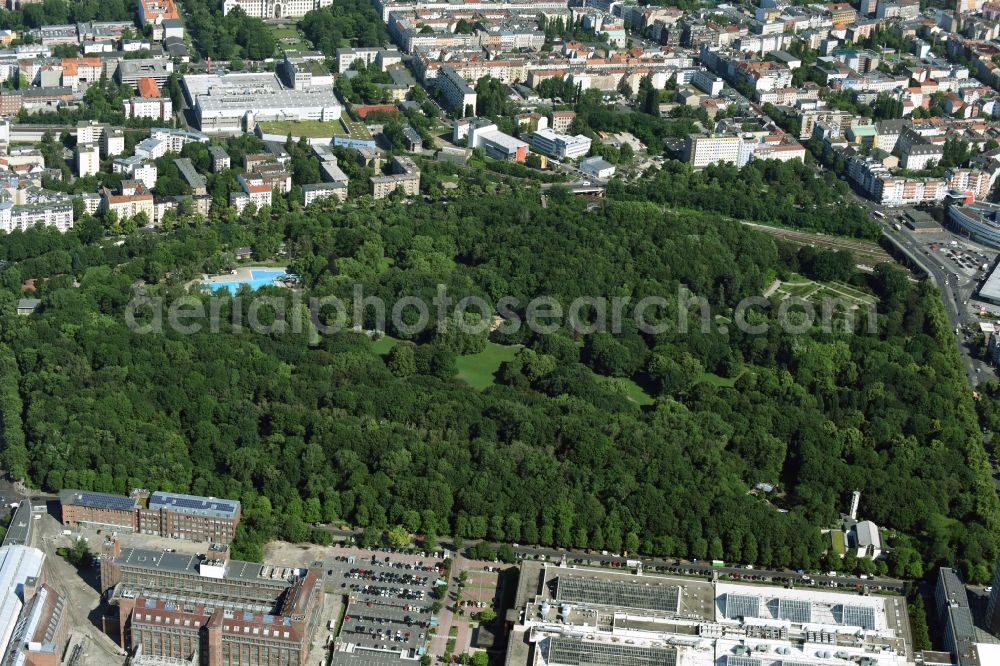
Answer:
[697,372,739,388]
[595,375,654,406]
[455,343,520,390]
[830,530,846,556]
[371,335,399,356]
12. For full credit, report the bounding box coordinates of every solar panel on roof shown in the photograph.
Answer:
[724,657,762,666]
[548,637,677,666]
[777,598,812,623]
[555,576,681,613]
[724,593,760,619]
[76,492,136,511]
[148,492,239,517]
[838,605,876,630]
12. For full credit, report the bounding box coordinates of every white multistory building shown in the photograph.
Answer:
[222,0,331,18]
[530,128,591,160]
[75,143,100,177]
[0,197,73,233]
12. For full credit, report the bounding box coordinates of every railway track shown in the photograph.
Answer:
[742,222,893,265]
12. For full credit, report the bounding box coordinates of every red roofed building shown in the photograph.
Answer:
[138,0,179,26]
[137,77,160,98]
[100,182,154,222]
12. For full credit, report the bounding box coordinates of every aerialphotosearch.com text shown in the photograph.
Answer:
[124,284,878,338]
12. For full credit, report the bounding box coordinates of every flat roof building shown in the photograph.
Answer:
[531,128,592,160]
[117,59,174,86]
[101,538,324,666]
[461,119,529,163]
[580,155,616,179]
[1,499,33,547]
[182,72,342,134]
[950,202,1000,250]
[370,156,420,199]
[0,546,68,666]
[436,66,477,113]
[505,563,914,666]
[935,568,978,666]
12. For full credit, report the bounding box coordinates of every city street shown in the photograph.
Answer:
[316,528,907,596]
[848,194,998,388]
[899,227,996,384]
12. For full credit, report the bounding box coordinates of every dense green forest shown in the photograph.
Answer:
[0,188,995,580]
[299,0,389,58]
[0,0,135,31]
[610,160,882,240]
[183,0,274,61]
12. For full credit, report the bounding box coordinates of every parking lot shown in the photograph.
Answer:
[456,567,502,615]
[924,238,995,281]
[327,550,444,661]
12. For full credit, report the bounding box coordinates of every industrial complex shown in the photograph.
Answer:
[59,489,242,544]
[504,562,913,666]
[100,538,325,666]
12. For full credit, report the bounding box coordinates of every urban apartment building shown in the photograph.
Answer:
[335,47,401,73]
[101,539,324,666]
[209,145,231,172]
[138,0,179,26]
[59,489,242,544]
[370,156,420,199]
[0,197,74,234]
[232,175,273,213]
[683,133,743,168]
[302,182,346,205]
[100,181,155,222]
[75,142,99,177]
[436,66,477,113]
[123,77,172,122]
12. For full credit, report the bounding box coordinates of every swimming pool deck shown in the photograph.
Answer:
[203,266,286,285]
[189,266,294,293]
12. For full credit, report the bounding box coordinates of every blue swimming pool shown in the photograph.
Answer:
[205,269,288,294]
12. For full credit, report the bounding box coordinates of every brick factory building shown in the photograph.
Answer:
[59,489,241,544]
[101,538,325,666]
